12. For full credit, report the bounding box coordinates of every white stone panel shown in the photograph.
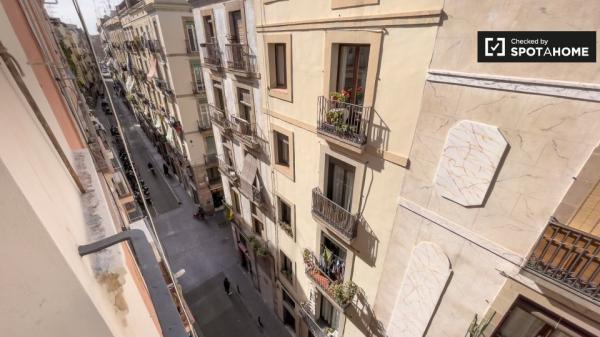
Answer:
[435,120,508,206]
[388,242,451,337]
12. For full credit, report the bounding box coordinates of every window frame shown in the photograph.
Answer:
[324,30,382,109]
[264,34,292,102]
[280,250,294,282]
[183,19,198,52]
[271,124,294,180]
[276,193,295,239]
[224,1,247,44]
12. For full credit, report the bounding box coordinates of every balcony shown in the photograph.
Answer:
[303,249,355,309]
[224,44,257,76]
[526,219,600,302]
[218,157,238,185]
[209,105,230,132]
[299,303,328,337]
[311,187,359,243]
[200,42,221,69]
[316,96,372,153]
[230,116,259,149]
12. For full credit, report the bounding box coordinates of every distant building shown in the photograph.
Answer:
[100,0,221,212]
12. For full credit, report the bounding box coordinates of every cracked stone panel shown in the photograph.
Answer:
[387,242,452,337]
[435,120,508,207]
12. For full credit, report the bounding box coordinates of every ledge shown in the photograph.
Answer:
[428,69,600,102]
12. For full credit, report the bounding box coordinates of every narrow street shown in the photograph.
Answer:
[98,81,290,337]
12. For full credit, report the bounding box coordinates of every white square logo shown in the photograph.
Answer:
[485,37,505,57]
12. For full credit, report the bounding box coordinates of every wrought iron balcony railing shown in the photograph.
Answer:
[230,115,258,142]
[197,118,211,131]
[192,81,205,95]
[311,187,358,242]
[200,42,221,67]
[209,105,230,130]
[316,96,372,148]
[299,303,327,337]
[224,44,256,74]
[526,219,600,302]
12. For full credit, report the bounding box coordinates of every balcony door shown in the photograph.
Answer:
[336,44,369,105]
[185,21,198,52]
[326,156,355,211]
[203,15,216,42]
[213,81,225,112]
[228,10,245,44]
[319,295,339,330]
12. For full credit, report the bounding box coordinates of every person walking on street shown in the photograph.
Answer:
[223,277,231,295]
[163,162,169,176]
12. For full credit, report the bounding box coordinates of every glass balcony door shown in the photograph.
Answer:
[326,156,355,212]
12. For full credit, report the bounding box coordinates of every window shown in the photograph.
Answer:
[253,217,263,236]
[274,44,286,88]
[185,21,198,52]
[271,125,294,180]
[493,298,593,337]
[238,88,252,117]
[231,189,241,213]
[198,103,210,129]
[213,80,225,111]
[326,156,355,211]
[205,135,216,154]
[282,288,295,309]
[203,15,215,41]
[274,131,289,166]
[280,251,293,281]
[207,167,220,184]
[228,10,245,43]
[320,235,346,283]
[192,62,204,92]
[265,34,292,101]
[283,306,296,332]
[336,44,369,105]
[277,196,294,238]
[319,295,339,329]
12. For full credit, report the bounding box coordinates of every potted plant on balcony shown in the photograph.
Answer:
[328,281,358,308]
[324,327,338,337]
[326,91,352,135]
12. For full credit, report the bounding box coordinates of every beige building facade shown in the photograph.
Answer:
[101,0,221,212]
[375,1,600,337]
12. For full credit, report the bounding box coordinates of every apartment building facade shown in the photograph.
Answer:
[0,0,194,336]
[191,0,445,336]
[50,18,102,98]
[191,0,277,309]
[101,0,222,212]
[374,1,600,337]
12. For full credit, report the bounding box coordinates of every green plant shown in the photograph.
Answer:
[328,281,358,306]
[466,312,495,337]
[248,236,269,257]
[330,90,350,103]
[324,327,338,337]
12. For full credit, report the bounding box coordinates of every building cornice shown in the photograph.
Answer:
[428,70,600,102]
[256,9,441,32]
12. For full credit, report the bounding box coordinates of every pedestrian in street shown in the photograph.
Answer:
[257,316,264,331]
[163,162,169,176]
[223,277,231,295]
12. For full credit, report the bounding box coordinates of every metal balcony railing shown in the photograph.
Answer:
[197,118,211,131]
[526,219,600,302]
[192,80,205,95]
[316,96,372,147]
[304,248,350,309]
[311,188,358,242]
[209,105,230,129]
[299,303,327,337]
[224,44,256,74]
[230,116,255,137]
[200,42,221,67]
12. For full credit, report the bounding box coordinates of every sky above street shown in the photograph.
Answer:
[45,0,118,34]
